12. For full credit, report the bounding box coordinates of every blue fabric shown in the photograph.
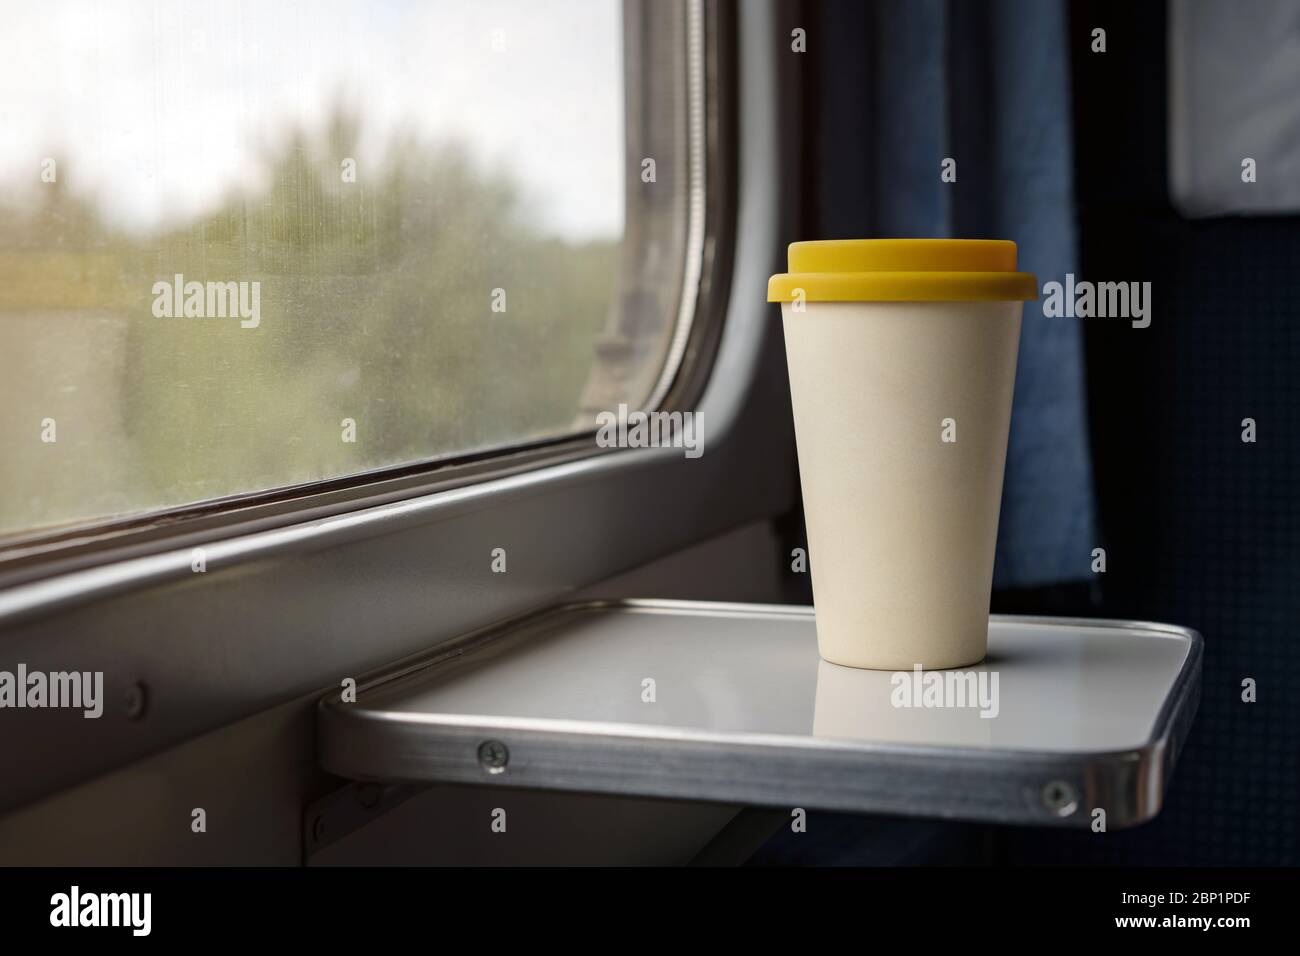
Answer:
[869,0,1097,587]
[985,0,1097,586]
[873,0,950,237]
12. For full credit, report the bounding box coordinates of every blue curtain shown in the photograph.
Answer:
[818,0,1096,588]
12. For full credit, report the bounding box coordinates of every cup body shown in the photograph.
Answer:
[781,299,1023,670]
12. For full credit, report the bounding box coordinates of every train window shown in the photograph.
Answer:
[0,0,704,539]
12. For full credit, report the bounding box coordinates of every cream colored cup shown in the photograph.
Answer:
[768,240,1037,670]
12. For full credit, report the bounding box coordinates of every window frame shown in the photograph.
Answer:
[0,0,802,816]
[0,0,725,583]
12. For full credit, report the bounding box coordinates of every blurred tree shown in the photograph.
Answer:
[0,102,619,531]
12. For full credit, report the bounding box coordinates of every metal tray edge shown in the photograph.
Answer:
[317,599,1203,830]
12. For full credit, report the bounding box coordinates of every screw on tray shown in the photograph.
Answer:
[477,739,510,774]
[1040,780,1079,817]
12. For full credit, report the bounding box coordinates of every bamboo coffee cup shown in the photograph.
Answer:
[768,239,1037,670]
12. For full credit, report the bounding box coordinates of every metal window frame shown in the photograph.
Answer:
[0,0,719,586]
[0,0,801,816]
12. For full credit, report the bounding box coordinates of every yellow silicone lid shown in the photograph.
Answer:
[767,239,1038,303]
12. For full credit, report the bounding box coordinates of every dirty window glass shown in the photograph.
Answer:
[0,0,696,537]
